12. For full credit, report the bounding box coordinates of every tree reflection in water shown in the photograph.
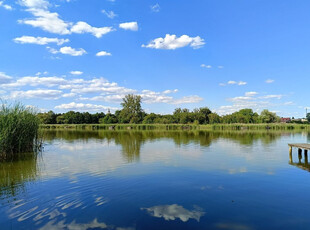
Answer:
[44,130,286,161]
[1,130,288,202]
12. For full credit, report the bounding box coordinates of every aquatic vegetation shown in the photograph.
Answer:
[0,103,41,161]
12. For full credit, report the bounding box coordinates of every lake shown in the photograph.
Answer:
[1,130,310,230]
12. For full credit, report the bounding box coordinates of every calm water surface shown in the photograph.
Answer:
[1,130,310,230]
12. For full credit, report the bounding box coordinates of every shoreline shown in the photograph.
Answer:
[40,123,310,131]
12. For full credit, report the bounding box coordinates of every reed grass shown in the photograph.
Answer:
[0,103,41,161]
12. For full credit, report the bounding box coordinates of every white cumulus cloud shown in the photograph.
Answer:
[10,89,62,99]
[142,34,205,50]
[0,1,13,10]
[265,79,275,84]
[1,76,66,88]
[259,94,283,99]
[18,0,115,38]
[215,92,286,115]
[18,8,71,35]
[19,0,49,9]
[49,46,87,56]
[119,22,138,31]
[71,21,114,38]
[245,91,258,97]
[220,80,247,86]
[96,51,112,57]
[201,64,212,68]
[0,71,204,108]
[70,71,83,75]
[14,36,69,45]
[55,102,118,112]
[140,90,202,105]
[62,93,76,98]
[238,81,247,86]
[172,95,203,105]
[0,72,12,84]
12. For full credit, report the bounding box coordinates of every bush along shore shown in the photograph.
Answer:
[0,103,42,161]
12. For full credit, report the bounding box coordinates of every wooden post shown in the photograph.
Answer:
[298,148,302,163]
[289,146,293,164]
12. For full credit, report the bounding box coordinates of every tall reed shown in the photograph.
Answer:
[0,103,41,161]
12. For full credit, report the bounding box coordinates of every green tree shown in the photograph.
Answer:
[83,112,92,124]
[143,113,159,124]
[173,108,182,123]
[63,111,76,124]
[56,115,65,124]
[307,113,310,122]
[119,94,144,124]
[208,113,221,124]
[233,109,256,123]
[100,113,118,124]
[91,112,105,123]
[222,109,259,124]
[198,107,212,124]
[222,114,233,124]
[259,109,279,123]
[37,111,57,124]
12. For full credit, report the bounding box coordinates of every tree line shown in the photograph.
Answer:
[38,94,287,125]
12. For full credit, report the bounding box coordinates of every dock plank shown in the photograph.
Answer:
[288,143,310,150]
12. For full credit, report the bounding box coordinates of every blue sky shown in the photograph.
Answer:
[0,0,309,117]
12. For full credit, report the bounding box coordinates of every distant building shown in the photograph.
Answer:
[280,117,291,123]
[291,118,308,123]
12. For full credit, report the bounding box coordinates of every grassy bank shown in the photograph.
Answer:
[40,123,310,131]
[0,103,41,161]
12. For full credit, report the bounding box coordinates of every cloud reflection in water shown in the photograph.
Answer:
[39,218,135,230]
[142,204,205,222]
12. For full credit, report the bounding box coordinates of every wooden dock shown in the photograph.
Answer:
[288,143,310,165]
[288,143,310,151]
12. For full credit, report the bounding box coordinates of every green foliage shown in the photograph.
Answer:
[196,107,212,124]
[100,113,118,124]
[143,113,158,124]
[172,107,212,124]
[36,95,284,125]
[307,113,310,122]
[37,110,56,124]
[0,103,40,160]
[119,94,144,124]
[259,109,279,123]
[56,115,65,124]
[208,113,221,124]
[39,111,105,124]
[222,109,259,124]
